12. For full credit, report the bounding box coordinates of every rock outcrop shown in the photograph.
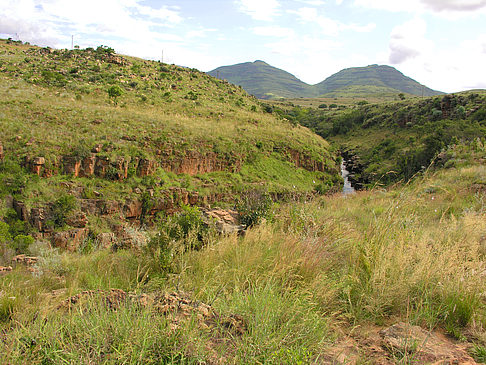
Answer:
[52,228,89,251]
[58,289,246,335]
[203,209,245,234]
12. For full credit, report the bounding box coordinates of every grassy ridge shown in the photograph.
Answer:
[0,39,340,211]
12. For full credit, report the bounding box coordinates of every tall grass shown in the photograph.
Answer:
[1,161,485,362]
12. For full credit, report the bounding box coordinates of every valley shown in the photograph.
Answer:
[1,39,486,364]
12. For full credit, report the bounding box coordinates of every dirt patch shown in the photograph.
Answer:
[320,323,478,364]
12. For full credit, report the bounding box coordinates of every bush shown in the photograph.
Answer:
[236,190,273,227]
[10,235,34,254]
[107,85,123,105]
[50,195,77,227]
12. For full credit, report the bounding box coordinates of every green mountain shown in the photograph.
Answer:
[208,60,317,99]
[209,62,442,99]
[315,64,442,97]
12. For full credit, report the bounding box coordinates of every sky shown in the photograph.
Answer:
[1,0,486,93]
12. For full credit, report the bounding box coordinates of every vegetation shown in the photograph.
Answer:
[272,91,486,187]
[1,141,486,363]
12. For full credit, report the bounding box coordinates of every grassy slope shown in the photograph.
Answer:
[0,39,339,209]
[1,142,485,363]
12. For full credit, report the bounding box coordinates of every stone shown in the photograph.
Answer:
[62,156,81,176]
[30,156,46,175]
[52,228,89,251]
[29,207,48,231]
[0,266,13,273]
[94,156,110,178]
[12,254,38,266]
[103,200,120,215]
[65,211,88,228]
[79,155,96,177]
[91,144,103,153]
[96,232,117,249]
[13,199,29,221]
[137,159,156,176]
[203,209,245,235]
[123,199,143,219]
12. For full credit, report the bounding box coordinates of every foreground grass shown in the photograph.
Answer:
[1,156,486,363]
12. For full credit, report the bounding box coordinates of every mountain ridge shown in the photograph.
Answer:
[208,61,443,99]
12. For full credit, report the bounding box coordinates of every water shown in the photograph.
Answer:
[341,160,355,195]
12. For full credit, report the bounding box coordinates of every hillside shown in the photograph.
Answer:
[270,90,486,188]
[315,64,442,97]
[0,39,340,252]
[208,60,317,99]
[209,61,442,99]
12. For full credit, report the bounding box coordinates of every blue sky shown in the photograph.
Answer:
[1,0,486,92]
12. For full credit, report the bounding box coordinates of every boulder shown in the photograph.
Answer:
[96,232,117,249]
[0,266,13,273]
[203,209,245,235]
[30,156,45,175]
[12,254,38,266]
[123,199,143,219]
[29,207,48,231]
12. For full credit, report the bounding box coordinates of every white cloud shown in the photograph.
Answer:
[236,0,281,21]
[354,0,486,14]
[295,0,326,5]
[0,0,184,49]
[290,7,375,35]
[252,26,295,37]
[387,17,486,92]
[186,28,217,39]
[388,17,432,64]
[421,0,486,12]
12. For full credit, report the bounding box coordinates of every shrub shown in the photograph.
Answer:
[236,190,273,227]
[50,195,77,227]
[10,235,34,254]
[318,104,327,109]
[107,85,123,105]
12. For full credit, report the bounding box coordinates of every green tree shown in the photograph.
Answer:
[107,85,123,105]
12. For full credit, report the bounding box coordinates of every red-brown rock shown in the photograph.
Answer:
[52,228,89,251]
[66,211,88,228]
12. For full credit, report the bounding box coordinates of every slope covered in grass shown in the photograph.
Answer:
[0,39,340,252]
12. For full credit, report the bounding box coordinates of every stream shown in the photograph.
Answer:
[341,160,355,195]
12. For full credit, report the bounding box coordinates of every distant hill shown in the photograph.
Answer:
[208,62,442,99]
[208,61,317,99]
[315,65,442,97]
